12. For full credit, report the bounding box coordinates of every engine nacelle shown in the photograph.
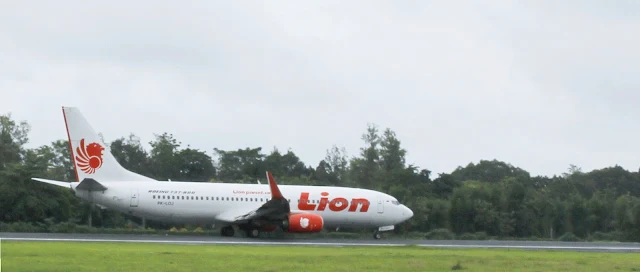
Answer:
[285,213,324,233]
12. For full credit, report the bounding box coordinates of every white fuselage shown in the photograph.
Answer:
[74,181,413,229]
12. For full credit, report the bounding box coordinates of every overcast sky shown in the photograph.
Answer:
[1,1,639,178]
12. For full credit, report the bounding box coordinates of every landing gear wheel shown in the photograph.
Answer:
[246,228,260,238]
[221,225,235,237]
[280,219,290,231]
[373,231,382,239]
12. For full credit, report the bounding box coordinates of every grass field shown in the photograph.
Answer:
[1,241,639,272]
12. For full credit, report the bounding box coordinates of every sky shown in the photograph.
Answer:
[1,1,639,178]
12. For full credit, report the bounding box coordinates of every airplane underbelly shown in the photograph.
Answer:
[329,212,376,228]
[317,212,374,228]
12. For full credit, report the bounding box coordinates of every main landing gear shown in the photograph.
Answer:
[221,225,259,238]
[239,222,264,238]
[373,231,382,239]
[221,225,234,237]
[245,227,260,238]
[220,220,276,238]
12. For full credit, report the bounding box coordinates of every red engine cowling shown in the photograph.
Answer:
[286,213,324,233]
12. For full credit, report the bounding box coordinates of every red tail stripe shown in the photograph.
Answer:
[62,107,80,182]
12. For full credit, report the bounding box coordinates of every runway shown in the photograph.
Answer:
[2,232,640,252]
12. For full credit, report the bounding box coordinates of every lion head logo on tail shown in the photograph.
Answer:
[75,138,105,174]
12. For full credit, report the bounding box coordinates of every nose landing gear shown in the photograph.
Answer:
[373,225,395,239]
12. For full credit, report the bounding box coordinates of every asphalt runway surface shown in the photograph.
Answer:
[2,232,640,252]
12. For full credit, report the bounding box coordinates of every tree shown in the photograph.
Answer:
[110,134,151,178]
[378,128,406,172]
[0,113,30,171]
[213,147,265,182]
[148,133,182,180]
[349,124,381,189]
[177,147,216,182]
[323,145,349,186]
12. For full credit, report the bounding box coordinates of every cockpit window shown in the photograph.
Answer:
[391,200,400,205]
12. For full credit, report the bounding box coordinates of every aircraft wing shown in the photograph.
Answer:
[215,171,291,225]
[215,207,264,223]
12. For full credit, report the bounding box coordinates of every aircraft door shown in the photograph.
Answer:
[377,199,384,214]
[130,188,139,207]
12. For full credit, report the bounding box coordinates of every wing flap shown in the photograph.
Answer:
[215,207,262,223]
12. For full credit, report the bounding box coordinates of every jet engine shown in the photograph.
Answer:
[283,213,324,233]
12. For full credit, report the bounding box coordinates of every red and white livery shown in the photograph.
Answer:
[33,107,414,239]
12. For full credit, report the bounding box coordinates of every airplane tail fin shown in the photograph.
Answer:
[62,106,156,182]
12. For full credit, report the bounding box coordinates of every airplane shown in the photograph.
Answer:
[32,107,414,239]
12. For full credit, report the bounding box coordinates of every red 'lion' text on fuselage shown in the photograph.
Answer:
[297,192,370,212]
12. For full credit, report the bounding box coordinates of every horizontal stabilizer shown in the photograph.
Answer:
[75,178,108,191]
[31,178,73,189]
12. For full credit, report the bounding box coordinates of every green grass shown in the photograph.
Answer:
[2,241,640,272]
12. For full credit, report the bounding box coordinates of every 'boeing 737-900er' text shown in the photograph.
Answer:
[32,107,414,239]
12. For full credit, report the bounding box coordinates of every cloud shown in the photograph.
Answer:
[1,1,638,177]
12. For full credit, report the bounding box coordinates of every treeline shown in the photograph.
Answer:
[1,113,639,241]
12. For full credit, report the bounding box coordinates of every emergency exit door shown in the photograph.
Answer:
[377,199,384,214]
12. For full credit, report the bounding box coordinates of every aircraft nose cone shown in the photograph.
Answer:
[403,205,414,219]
